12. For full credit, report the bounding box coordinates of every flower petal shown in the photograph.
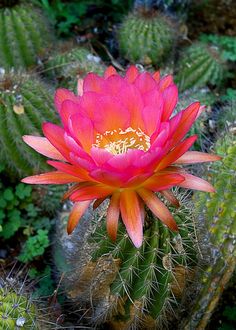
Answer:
[83,73,104,93]
[152,71,160,82]
[69,183,114,201]
[134,72,157,94]
[120,190,143,248]
[156,135,198,171]
[21,171,80,184]
[104,66,118,78]
[125,65,139,83]
[142,173,184,191]
[77,79,83,96]
[22,135,66,161]
[158,75,173,91]
[175,151,221,164]
[161,84,178,121]
[67,201,91,234]
[161,190,180,207]
[137,188,178,231]
[177,173,215,192]
[42,123,70,160]
[54,88,78,113]
[47,160,90,181]
[106,192,120,241]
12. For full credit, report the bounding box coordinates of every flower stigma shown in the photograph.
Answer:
[93,127,151,155]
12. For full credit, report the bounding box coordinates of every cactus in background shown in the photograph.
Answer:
[54,195,197,329]
[0,275,44,329]
[181,126,236,329]
[45,47,105,91]
[118,7,175,65]
[0,71,58,178]
[0,3,54,69]
[175,42,226,92]
[0,0,19,8]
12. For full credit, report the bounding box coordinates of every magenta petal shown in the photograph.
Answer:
[104,66,118,78]
[158,75,173,91]
[125,65,139,83]
[83,73,104,93]
[142,105,162,136]
[68,113,94,151]
[102,75,126,96]
[151,122,170,149]
[178,173,215,192]
[47,160,90,180]
[54,88,78,113]
[161,84,178,121]
[93,95,130,132]
[60,100,86,128]
[42,123,70,160]
[90,147,113,165]
[134,72,157,94]
[107,149,144,171]
[78,91,102,119]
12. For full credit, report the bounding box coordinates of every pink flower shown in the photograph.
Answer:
[22,66,220,248]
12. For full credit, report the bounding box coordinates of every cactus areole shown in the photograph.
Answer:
[22,66,220,248]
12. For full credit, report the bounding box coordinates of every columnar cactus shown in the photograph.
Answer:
[0,3,54,69]
[175,42,226,92]
[118,11,175,65]
[55,196,197,329]
[0,72,57,178]
[45,47,105,91]
[182,129,236,329]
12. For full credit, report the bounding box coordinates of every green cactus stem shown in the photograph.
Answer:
[175,42,226,92]
[44,47,106,91]
[0,71,58,178]
[118,11,175,65]
[182,129,236,330]
[54,195,197,329]
[0,3,54,69]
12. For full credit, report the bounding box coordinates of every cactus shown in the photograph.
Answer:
[118,11,175,65]
[175,42,226,92]
[45,47,106,91]
[55,194,197,329]
[0,3,54,69]
[181,128,236,329]
[0,71,58,178]
[0,274,46,329]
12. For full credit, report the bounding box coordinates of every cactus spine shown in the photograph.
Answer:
[55,196,197,329]
[0,72,58,178]
[45,47,105,91]
[118,10,175,65]
[0,3,53,69]
[182,129,236,329]
[175,42,226,92]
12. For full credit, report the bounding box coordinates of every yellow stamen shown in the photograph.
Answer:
[93,127,150,155]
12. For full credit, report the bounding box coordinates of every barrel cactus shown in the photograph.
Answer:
[118,10,175,65]
[0,2,54,69]
[182,127,236,329]
[0,275,46,329]
[175,42,226,92]
[54,196,197,329]
[0,71,58,178]
[45,47,105,91]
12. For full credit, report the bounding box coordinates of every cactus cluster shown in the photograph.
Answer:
[0,3,53,69]
[0,72,58,178]
[55,195,197,329]
[45,47,105,91]
[182,128,236,329]
[118,11,175,65]
[175,42,226,92]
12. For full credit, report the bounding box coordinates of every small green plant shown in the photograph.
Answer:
[0,167,55,263]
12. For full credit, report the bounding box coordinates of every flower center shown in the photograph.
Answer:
[93,127,150,155]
